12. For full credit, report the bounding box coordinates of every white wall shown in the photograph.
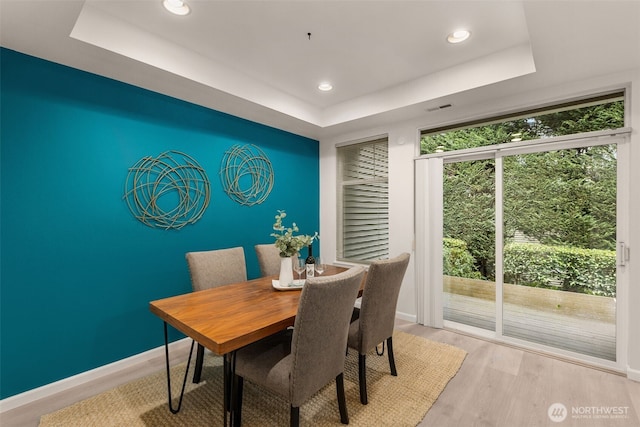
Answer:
[627,67,640,381]
[320,68,640,378]
[320,124,418,322]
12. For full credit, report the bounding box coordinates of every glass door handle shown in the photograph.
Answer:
[618,242,630,267]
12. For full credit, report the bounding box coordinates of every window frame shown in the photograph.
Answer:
[414,87,631,370]
[419,90,625,156]
[336,136,389,263]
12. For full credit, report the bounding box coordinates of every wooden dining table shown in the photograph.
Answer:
[149,264,362,426]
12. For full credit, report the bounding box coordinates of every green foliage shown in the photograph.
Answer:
[422,123,512,154]
[503,242,616,297]
[443,161,495,279]
[532,101,625,137]
[443,238,482,279]
[425,99,622,288]
[420,100,623,154]
[271,210,317,257]
[503,146,616,251]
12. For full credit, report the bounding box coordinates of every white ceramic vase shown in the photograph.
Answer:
[279,256,294,286]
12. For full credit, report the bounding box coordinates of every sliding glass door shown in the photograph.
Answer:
[442,160,496,332]
[417,92,629,368]
[501,145,617,360]
[432,137,626,366]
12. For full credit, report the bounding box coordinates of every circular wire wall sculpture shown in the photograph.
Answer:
[123,150,211,230]
[220,144,274,206]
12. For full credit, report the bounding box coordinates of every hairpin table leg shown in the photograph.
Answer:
[163,321,195,414]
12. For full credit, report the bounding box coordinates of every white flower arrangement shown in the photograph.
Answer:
[271,210,318,257]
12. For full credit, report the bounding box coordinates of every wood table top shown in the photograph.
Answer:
[149,265,359,355]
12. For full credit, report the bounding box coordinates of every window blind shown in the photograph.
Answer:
[337,137,389,262]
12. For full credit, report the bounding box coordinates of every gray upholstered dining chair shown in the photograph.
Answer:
[186,246,247,383]
[254,243,281,277]
[233,266,365,427]
[347,252,410,405]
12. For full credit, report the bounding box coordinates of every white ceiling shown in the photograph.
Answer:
[1,0,639,140]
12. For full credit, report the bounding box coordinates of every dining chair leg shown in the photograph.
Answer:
[358,353,368,405]
[290,405,300,427]
[336,373,349,424]
[193,343,205,383]
[387,336,397,376]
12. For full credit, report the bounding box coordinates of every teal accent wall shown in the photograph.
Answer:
[0,48,319,399]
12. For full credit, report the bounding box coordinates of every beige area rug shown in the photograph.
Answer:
[39,331,466,427]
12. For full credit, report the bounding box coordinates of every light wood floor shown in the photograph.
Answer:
[3,320,640,426]
[395,320,640,427]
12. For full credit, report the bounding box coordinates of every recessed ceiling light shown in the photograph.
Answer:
[163,0,190,16]
[447,29,471,44]
[318,82,333,92]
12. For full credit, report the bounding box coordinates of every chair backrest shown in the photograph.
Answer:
[289,266,365,406]
[254,243,281,277]
[357,253,410,352]
[185,247,247,292]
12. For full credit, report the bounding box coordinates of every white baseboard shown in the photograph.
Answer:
[396,311,417,323]
[355,300,417,324]
[0,338,192,415]
[628,365,640,382]
[1,311,419,420]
